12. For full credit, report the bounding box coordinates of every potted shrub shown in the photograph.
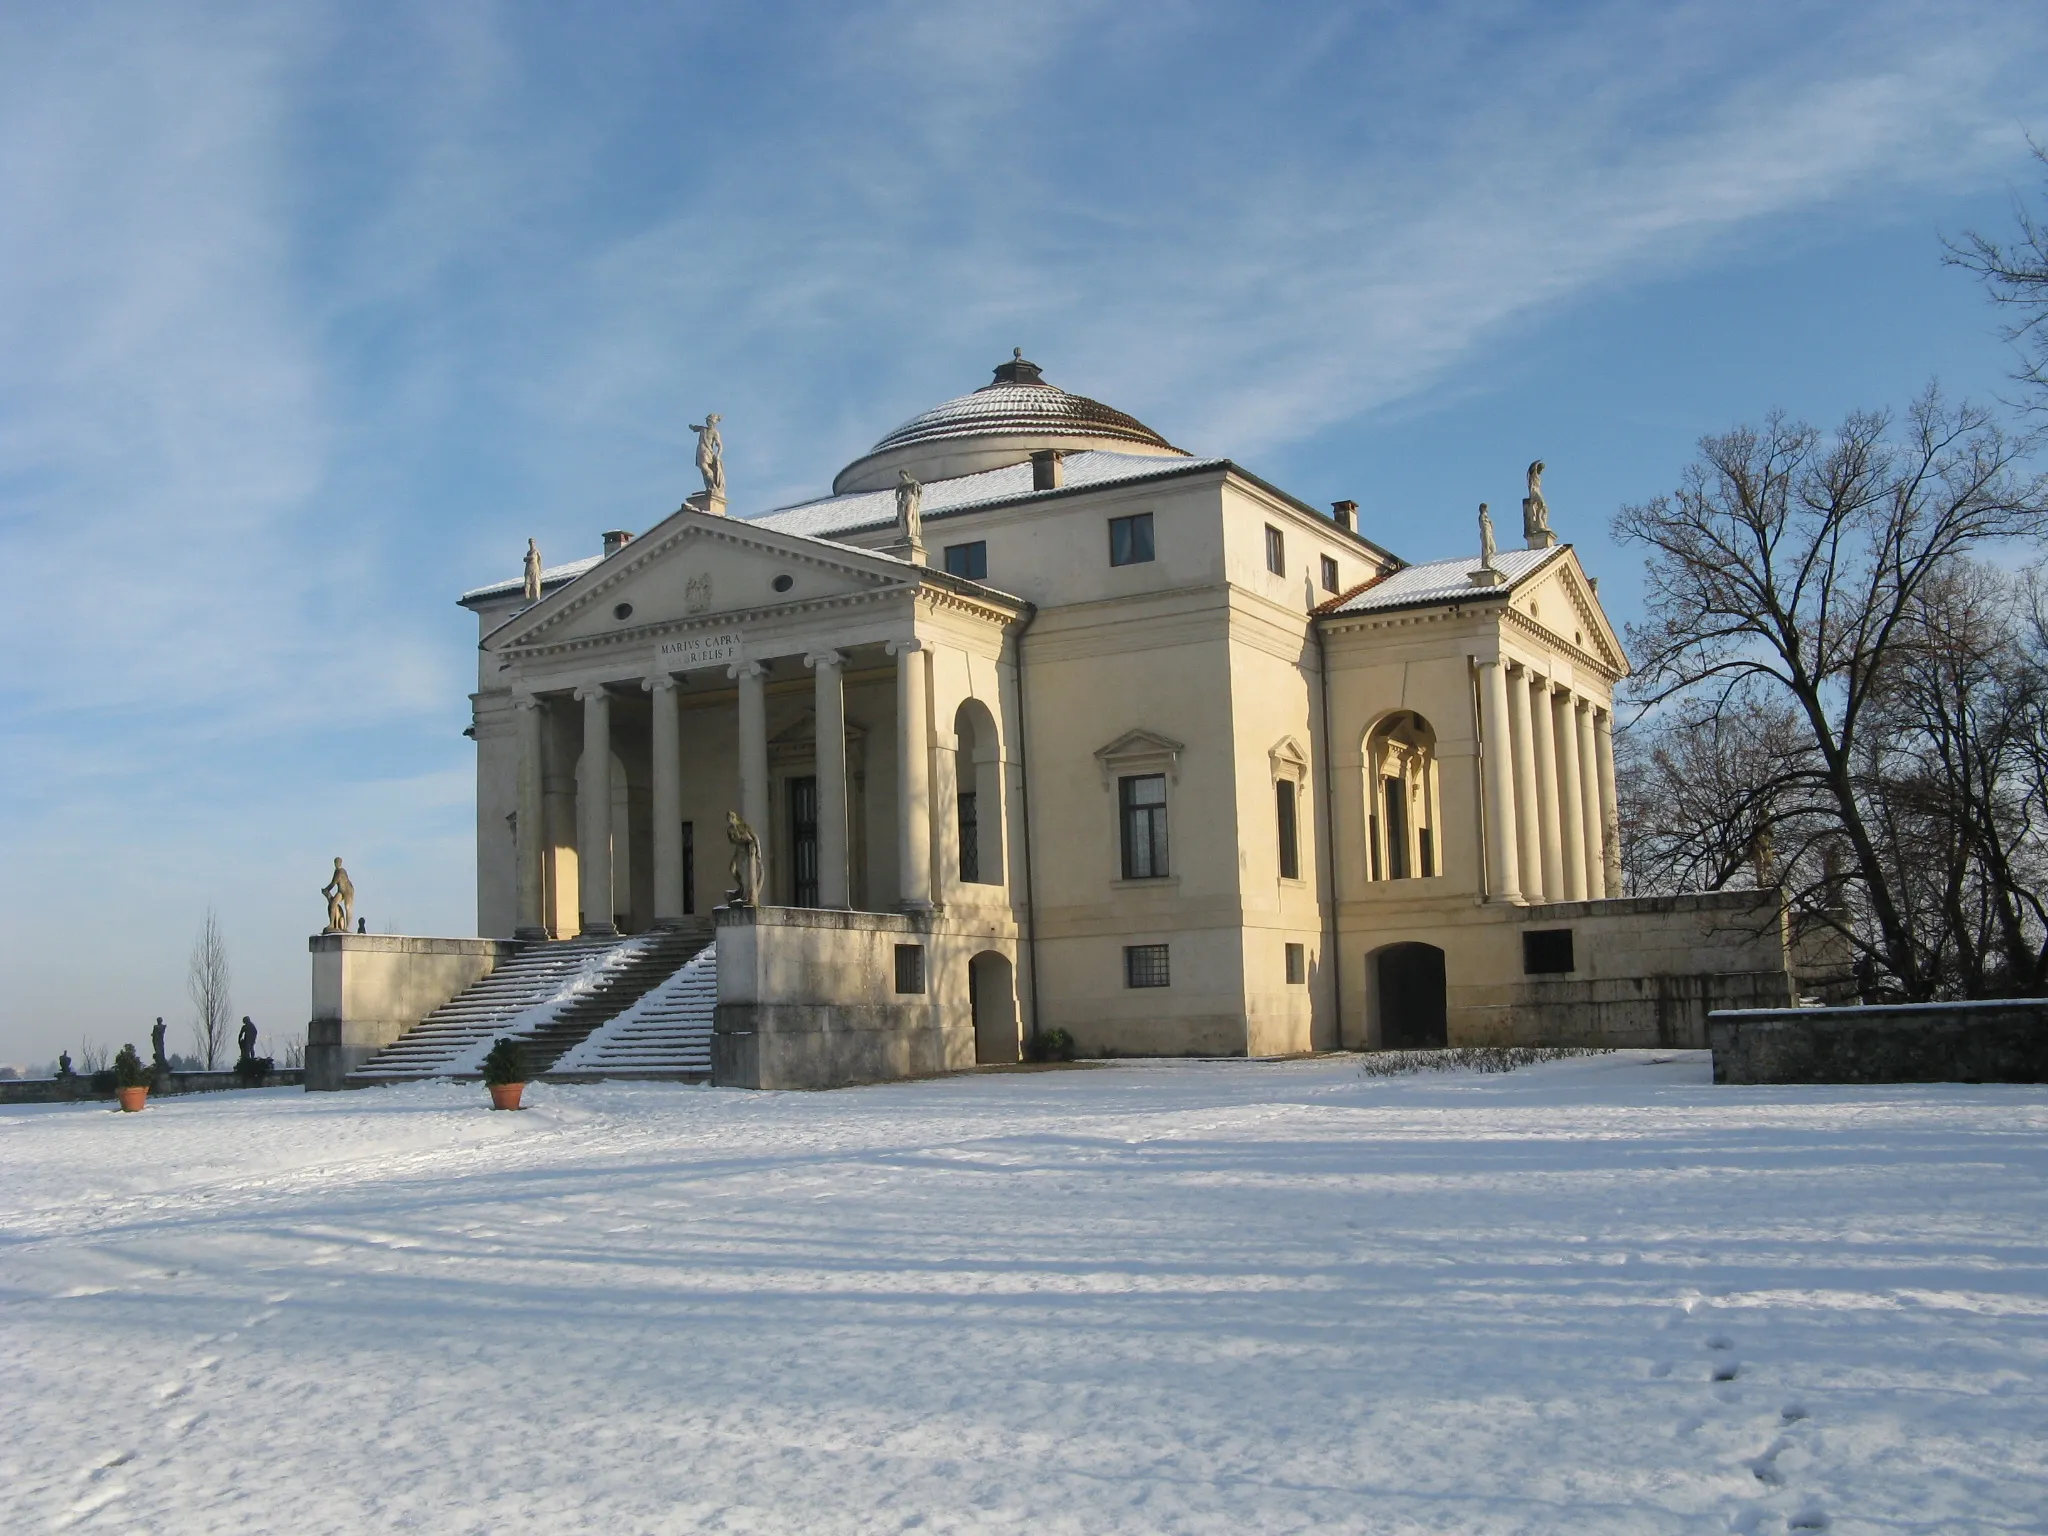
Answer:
[481,1037,530,1111]
[112,1043,151,1112]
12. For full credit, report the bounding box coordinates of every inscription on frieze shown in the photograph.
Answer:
[656,631,742,674]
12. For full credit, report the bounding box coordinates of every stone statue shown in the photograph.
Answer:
[895,468,924,547]
[321,858,355,934]
[1478,502,1497,568]
[726,810,763,907]
[523,538,542,601]
[357,916,367,934]
[238,1017,258,1064]
[151,1018,167,1073]
[691,414,725,496]
[1522,459,1554,547]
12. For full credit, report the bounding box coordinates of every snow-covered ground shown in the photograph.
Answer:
[2,1052,2044,1534]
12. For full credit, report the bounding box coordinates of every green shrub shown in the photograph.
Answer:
[112,1044,151,1090]
[480,1038,530,1087]
[1358,1046,1609,1078]
[1025,1028,1076,1063]
[234,1055,274,1086]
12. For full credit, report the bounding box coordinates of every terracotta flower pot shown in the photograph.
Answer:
[488,1082,525,1111]
[116,1086,149,1113]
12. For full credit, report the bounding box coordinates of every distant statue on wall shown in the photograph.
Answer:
[238,1017,259,1065]
[1478,502,1497,568]
[895,468,924,547]
[1522,459,1554,547]
[151,1018,168,1073]
[523,538,542,601]
[692,414,725,496]
[322,858,355,934]
[726,810,763,907]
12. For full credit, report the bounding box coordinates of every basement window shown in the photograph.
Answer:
[1125,943,1171,988]
[1523,929,1575,975]
[894,943,926,994]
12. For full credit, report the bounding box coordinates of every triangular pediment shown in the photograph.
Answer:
[1509,549,1627,675]
[485,509,916,654]
[1094,728,1186,785]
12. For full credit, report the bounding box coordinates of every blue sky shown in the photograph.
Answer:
[3,0,2046,1066]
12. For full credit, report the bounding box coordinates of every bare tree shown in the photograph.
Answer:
[187,907,233,1071]
[1615,391,2048,999]
[1948,142,2048,410]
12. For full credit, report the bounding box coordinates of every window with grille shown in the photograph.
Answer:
[1264,524,1285,575]
[1125,943,1170,988]
[895,943,926,993]
[1276,779,1300,880]
[1285,942,1306,985]
[957,790,979,884]
[1523,929,1575,974]
[1119,774,1169,879]
[1321,554,1340,593]
[1109,512,1154,566]
[944,541,987,580]
[788,776,819,907]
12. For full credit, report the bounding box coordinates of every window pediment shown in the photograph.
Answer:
[1095,728,1184,788]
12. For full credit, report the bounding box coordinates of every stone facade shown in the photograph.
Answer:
[1709,1000,2048,1084]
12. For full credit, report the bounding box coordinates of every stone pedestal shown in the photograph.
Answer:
[306,934,518,1089]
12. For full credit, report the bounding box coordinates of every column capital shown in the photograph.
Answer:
[642,673,679,694]
[573,682,612,702]
[511,688,542,710]
[804,649,847,670]
[884,636,924,657]
[726,659,769,681]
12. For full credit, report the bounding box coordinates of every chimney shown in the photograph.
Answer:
[602,529,634,558]
[1330,500,1357,533]
[1031,449,1064,490]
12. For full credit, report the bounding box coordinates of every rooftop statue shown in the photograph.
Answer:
[1478,501,1497,569]
[1522,459,1554,548]
[726,810,762,907]
[522,538,542,602]
[321,858,355,935]
[692,414,725,496]
[895,468,924,550]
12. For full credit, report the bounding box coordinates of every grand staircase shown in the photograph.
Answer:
[547,940,717,1078]
[346,926,713,1085]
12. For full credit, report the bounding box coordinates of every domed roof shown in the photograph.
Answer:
[833,352,1185,493]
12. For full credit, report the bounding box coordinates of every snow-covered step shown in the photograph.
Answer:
[548,940,716,1077]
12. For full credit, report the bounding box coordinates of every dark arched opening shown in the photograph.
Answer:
[1376,943,1446,1049]
[970,951,1019,1064]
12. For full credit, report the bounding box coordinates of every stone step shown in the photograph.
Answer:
[545,941,718,1077]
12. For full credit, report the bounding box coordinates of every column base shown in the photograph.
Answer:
[580,922,618,938]
[512,925,550,942]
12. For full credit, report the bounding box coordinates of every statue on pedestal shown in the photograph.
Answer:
[895,469,925,559]
[238,1017,259,1065]
[726,811,762,907]
[1479,502,1497,568]
[151,1018,167,1074]
[1522,459,1555,548]
[321,858,355,935]
[692,414,725,497]
[523,539,542,602]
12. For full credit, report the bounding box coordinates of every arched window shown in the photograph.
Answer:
[954,699,1004,886]
[1365,713,1439,881]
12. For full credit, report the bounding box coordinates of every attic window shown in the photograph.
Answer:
[613,602,634,621]
[773,574,794,593]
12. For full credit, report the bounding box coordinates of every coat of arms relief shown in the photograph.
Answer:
[684,573,713,614]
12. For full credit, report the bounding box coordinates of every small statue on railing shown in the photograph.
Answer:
[726,810,762,907]
[322,858,355,934]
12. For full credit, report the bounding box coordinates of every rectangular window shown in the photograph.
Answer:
[1275,779,1300,880]
[1109,512,1155,567]
[1285,942,1306,985]
[1320,554,1340,593]
[681,820,696,915]
[943,541,987,580]
[1418,826,1434,879]
[894,943,927,993]
[1119,773,1169,879]
[1523,929,1575,975]
[958,790,979,884]
[1125,943,1170,988]
[1383,776,1408,880]
[1264,524,1285,576]
[788,775,819,907]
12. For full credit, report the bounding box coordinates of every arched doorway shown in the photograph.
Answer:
[970,951,1019,1064]
[1375,943,1446,1048]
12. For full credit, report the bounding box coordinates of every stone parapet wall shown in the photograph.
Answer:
[0,1070,307,1106]
[1708,1000,2048,1084]
[307,934,520,1091]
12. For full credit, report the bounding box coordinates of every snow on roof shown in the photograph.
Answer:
[462,554,602,605]
[1320,545,1563,615]
[750,450,1226,541]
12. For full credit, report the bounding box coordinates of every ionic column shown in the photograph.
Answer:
[890,638,932,910]
[514,694,547,939]
[1477,659,1522,902]
[1596,707,1622,895]
[576,683,616,935]
[1505,665,1543,902]
[1553,689,1587,902]
[1576,698,1606,900]
[808,650,850,908]
[1529,675,1563,900]
[730,660,770,849]
[646,674,683,926]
